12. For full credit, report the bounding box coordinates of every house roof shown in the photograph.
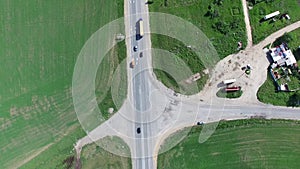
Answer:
[270,44,296,66]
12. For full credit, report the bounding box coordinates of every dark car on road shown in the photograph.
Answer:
[137,127,141,134]
[133,46,138,52]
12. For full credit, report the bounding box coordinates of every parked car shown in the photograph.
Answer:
[197,122,204,125]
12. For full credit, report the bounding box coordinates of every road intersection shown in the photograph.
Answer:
[74,1,300,169]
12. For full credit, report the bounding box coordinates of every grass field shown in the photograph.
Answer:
[248,0,300,44]
[257,28,300,106]
[149,0,247,93]
[152,35,208,94]
[150,0,247,58]
[0,0,127,168]
[158,119,300,169]
[80,137,131,169]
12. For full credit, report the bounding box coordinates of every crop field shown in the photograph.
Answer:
[0,0,126,168]
[248,0,300,44]
[257,28,300,107]
[158,119,300,169]
[149,0,247,93]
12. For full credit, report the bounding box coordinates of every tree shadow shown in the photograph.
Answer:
[266,51,274,63]
[145,1,153,5]
[204,11,210,17]
[293,48,300,61]
[287,92,300,107]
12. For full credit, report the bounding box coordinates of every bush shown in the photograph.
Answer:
[287,91,300,107]
[212,21,229,35]
[216,88,243,98]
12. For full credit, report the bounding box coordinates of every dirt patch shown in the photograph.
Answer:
[211,152,221,156]
[0,118,13,131]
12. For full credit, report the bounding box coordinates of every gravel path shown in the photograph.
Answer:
[242,0,253,48]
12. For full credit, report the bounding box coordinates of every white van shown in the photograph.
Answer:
[223,79,236,85]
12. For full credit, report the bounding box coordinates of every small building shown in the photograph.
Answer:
[192,73,201,82]
[264,11,280,20]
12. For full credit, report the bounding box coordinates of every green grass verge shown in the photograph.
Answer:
[81,137,131,169]
[248,0,300,44]
[152,34,208,94]
[0,0,126,167]
[158,119,300,169]
[257,28,300,106]
[216,88,243,98]
[96,40,127,120]
[257,74,300,106]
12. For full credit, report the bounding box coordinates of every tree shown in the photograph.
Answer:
[287,91,300,107]
[230,19,240,29]
[273,33,293,46]
[214,0,224,6]
[212,21,229,35]
[207,4,219,19]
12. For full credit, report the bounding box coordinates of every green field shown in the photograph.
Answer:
[150,0,247,58]
[248,0,300,44]
[149,0,247,93]
[80,137,131,169]
[257,28,300,106]
[0,0,127,168]
[158,119,300,169]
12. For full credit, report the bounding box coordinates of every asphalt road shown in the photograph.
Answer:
[128,0,155,168]
[75,2,300,169]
